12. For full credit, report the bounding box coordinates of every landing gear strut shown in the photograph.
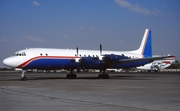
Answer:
[66,69,77,79]
[21,70,27,81]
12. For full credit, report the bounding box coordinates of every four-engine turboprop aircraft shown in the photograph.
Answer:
[3,29,174,80]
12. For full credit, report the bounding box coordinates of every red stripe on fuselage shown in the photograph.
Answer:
[16,56,78,68]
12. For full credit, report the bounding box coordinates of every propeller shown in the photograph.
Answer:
[76,47,78,56]
[100,44,102,56]
[76,47,80,73]
[99,44,103,72]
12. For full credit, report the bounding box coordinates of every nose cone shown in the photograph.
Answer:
[3,58,12,67]
[3,57,18,68]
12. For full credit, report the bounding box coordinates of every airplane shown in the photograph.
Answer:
[3,29,174,80]
[136,56,175,72]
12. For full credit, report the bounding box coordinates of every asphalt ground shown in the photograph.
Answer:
[0,72,180,111]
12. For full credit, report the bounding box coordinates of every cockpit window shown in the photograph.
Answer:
[14,52,26,56]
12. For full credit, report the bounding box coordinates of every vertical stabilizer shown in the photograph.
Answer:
[135,29,152,58]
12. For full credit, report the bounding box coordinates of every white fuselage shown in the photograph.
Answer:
[3,48,143,69]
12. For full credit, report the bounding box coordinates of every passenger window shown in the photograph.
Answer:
[40,53,42,56]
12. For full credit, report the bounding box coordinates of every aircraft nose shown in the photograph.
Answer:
[3,58,11,67]
[3,57,17,67]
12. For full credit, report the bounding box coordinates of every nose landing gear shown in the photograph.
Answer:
[21,70,27,81]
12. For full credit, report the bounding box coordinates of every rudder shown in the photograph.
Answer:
[136,29,152,58]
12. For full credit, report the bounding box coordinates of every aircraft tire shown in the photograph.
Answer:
[98,74,109,79]
[21,76,27,81]
[98,74,102,79]
[66,74,77,79]
[104,74,109,79]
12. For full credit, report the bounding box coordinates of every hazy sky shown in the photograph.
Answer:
[0,0,180,68]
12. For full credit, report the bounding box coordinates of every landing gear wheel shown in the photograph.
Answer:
[21,76,27,81]
[98,74,102,79]
[66,74,77,79]
[105,74,110,79]
[98,74,109,79]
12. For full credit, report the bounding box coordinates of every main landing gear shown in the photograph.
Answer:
[98,73,110,79]
[21,70,27,81]
[66,69,110,79]
[66,72,109,79]
[98,70,110,79]
[66,70,77,79]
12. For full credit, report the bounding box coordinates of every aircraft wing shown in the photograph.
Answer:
[117,55,175,63]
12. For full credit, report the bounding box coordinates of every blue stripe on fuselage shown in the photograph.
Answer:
[23,58,78,70]
[23,58,150,70]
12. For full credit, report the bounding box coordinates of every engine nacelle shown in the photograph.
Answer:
[103,54,130,63]
[79,56,100,69]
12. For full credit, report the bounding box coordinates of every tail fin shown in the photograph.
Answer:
[135,29,152,58]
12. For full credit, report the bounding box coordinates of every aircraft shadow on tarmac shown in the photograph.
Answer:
[1,75,153,81]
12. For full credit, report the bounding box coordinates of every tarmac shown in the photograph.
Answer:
[0,72,180,111]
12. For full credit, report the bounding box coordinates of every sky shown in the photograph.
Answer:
[0,0,180,68]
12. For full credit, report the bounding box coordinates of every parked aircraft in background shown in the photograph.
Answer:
[3,29,174,80]
[136,56,175,72]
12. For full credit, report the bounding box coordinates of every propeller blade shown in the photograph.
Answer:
[76,47,78,56]
[100,44,102,56]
